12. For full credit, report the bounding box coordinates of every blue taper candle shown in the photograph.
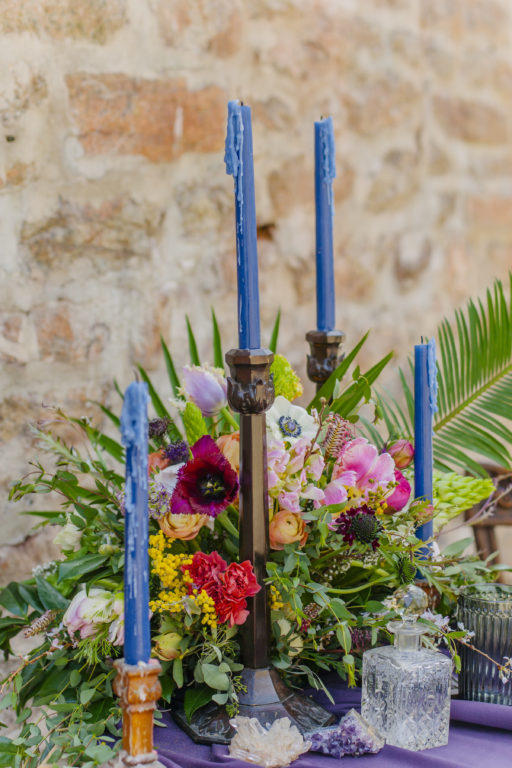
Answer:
[414,338,438,551]
[120,381,151,665]
[314,116,336,332]
[225,100,261,350]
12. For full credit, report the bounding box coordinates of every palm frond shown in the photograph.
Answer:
[372,274,512,475]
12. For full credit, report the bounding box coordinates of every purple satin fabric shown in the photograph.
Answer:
[154,679,512,768]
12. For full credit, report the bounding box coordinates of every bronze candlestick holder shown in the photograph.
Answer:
[306,329,345,392]
[172,347,333,744]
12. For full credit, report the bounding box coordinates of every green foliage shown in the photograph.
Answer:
[269,309,281,354]
[1,304,508,765]
[374,275,512,475]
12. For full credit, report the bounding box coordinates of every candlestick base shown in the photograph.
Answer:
[306,330,345,391]
[113,659,162,763]
[111,750,165,767]
[172,667,334,745]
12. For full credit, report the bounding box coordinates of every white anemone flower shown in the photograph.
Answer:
[266,395,317,444]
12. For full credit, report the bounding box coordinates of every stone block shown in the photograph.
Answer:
[34,304,75,362]
[153,0,243,57]
[434,96,508,144]
[20,197,164,268]
[0,162,33,191]
[345,76,421,136]
[66,74,226,163]
[366,150,419,213]
[0,0,126,43]
[466,196,512,231]
[420,0,509,45]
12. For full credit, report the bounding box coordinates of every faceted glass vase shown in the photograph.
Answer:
[457,584,512,706]
[361,634,451,751]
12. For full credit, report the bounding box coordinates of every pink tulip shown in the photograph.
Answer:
[182,364,227,417]
[387,439,414,469]
[385,469,412,513]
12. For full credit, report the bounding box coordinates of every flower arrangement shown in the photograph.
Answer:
[0,317,505,767]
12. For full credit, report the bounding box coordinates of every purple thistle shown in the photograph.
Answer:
[164,440,190,465]
[148,418,171,439]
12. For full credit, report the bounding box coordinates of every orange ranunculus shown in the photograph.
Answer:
[159,511,209,540]
[269,510,308,550]
[148,450,171,475]
[216,432,240,473]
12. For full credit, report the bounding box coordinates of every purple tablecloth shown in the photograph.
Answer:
[154,678,512,768]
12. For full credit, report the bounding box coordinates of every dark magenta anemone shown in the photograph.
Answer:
[171,435,239,517]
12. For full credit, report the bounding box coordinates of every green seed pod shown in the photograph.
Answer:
[182,402,208,445]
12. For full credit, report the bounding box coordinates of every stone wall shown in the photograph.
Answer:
[1,0,512,575]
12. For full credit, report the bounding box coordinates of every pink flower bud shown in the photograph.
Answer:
[387,439,414,469]
[384,469,411,513]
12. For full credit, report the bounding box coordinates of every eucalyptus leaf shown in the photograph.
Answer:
[184,686,213,723]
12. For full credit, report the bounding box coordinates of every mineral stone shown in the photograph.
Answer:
[309,708,384,758]
[228,716,311,768]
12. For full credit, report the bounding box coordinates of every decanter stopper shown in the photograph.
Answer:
[387,584,429,652]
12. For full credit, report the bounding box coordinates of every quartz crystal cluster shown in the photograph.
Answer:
[309,708,384,759]
[228,716,311,768]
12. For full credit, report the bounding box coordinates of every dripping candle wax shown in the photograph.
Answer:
[224,100,261,350]
[120,381,151,664]
[314,116,336,332]
[414,338,438,557]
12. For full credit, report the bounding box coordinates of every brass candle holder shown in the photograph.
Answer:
[306,329,345,392]
[172,347,333,744]
[113,659,163,767]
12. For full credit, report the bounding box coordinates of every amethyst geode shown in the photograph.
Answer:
[309,709,384,759]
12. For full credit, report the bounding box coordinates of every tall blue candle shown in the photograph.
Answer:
[314,116,336,332]
[120,381,151,665]
[414,338,438,551]
[224,100,261,350]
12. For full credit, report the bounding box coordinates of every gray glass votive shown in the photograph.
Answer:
[457,584,512,705]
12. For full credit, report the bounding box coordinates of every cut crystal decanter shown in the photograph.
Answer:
[361,585,451,751]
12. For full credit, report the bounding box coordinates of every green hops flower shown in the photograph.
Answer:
[181,402,208,445]
[395,555,416,585]
[433,471,495,530]
[270,354,303,401]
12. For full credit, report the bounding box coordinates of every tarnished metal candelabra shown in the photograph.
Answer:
[172,346,333,744]
[306,329,345,392]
